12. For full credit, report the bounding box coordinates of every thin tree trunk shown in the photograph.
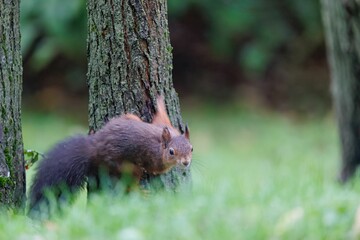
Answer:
[87,0,191,191]
[0,0,25,208]
[321,0,360,182]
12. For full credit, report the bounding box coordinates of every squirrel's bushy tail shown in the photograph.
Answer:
[28,135,91,217]
[152,95,172,127]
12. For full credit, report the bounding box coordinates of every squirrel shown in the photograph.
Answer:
[28,96,192,216]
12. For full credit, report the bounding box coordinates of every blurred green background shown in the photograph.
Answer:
[21,0,329,117]
[15,0,358,239]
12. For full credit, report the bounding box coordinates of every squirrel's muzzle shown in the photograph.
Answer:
[181,159,191,168]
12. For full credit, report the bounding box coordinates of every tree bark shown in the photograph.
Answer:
[0,0,25,208]
[321,0,360,181]
[87,0,191,191]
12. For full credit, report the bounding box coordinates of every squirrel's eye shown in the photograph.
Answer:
[169,148,175,155]
[191,147,193,152]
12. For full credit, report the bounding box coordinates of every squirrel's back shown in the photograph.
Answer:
[92,116,166,174]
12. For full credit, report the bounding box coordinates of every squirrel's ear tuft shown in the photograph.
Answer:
[184,124,190,140]
[162,127,171,148]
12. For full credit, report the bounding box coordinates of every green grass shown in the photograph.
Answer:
[1,104,360,239]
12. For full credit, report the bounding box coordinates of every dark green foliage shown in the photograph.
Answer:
[169,0,322,73]
[21,0,322,74]
[20,0,86,69]
[24,149,42,170]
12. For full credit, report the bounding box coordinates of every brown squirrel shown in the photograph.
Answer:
[28,96,192,216]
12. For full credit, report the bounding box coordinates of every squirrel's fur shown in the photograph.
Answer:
[28,97,192,216]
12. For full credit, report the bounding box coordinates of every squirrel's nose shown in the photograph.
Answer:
[182,161,190,167]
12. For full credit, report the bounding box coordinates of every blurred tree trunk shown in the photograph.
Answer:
[321,0,360,182]
[87,0,191,191]
[0,0,25,208]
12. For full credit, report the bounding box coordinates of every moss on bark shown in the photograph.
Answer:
[0,0,25,208]
[87,0,191,191]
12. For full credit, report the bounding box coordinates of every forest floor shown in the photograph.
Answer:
[1,103,359,239]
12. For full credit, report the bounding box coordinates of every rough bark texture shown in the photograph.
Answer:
[0,0,25,208]
[87,0,191,191]
[321,0,360,181]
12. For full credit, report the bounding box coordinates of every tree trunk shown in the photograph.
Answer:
[87,0,191,191]
[321,0,360,182]
[0,0,25,208]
